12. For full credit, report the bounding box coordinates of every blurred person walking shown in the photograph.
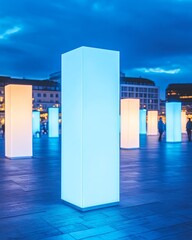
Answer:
[186,118,192,142]
[158,117,165,141]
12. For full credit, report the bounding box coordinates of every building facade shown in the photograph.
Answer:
[166,83,192,114]
[0,74,161,125]
[120,77,160,111]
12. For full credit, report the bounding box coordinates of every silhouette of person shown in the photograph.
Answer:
[186,118,192,142]
[158,117,165,141]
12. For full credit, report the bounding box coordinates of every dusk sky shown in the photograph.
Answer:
[0,0,192,99]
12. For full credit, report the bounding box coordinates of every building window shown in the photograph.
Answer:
[55,93,59,98]
[122,86,127,91]
[37,93,41,97]
[122,92,128,98]
[129,87,134,91]
[50,93,53,97]
[43,93,47,97]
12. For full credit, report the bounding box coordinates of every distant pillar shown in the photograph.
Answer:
[140,109,147,134]
[32,111,40,137]
[166,102,181,142]
[61,46,120,210]
[121,98,140,149]
[48,107,59,137]
[181,111,187,134]
[147,110,158,135]
[5,85,32,158]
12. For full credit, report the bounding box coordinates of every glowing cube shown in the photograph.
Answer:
[121,98,140,149]
[140,109,147,134]
[48,107,59,137]
[181,111,187,133]
[5,85,32,158]
[61,47,119,210]
[32,111,40,137]
[147,111,158,135]
[166,102,181,142]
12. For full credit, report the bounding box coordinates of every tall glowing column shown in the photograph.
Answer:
[181,111,187,133]
[32,111,40,137]
[48,107,59,137]
[5,85,32,158]
[140,109,147,134]
[166,102,181,142]
[61,46,119,210]
[121,99,140,149]
[147,110,158,135]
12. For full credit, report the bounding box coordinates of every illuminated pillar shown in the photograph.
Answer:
[5,85,32,158]
[181,111,187,133]
[48,107,59,137]
[121,99,140,149]
[147,110,158,135]
[61,47,119,210]
[166,102,181,142]
[140,109,147,134]
[32,111,40,137]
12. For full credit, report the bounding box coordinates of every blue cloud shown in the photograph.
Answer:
[0,0,192,96]
[0,26,22,39]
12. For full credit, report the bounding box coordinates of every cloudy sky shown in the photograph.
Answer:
[0,0,192,99]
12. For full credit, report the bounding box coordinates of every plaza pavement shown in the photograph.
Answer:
[0,134,192,240]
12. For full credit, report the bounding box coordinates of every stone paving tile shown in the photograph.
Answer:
[43,234,76,240]
[69,226,115,239]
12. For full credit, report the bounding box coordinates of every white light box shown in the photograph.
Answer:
[5,85,32,158]
[181,111,187,134]
[32,111,40,137]
[147,110,158,135]
[166,102,181,142]
[48,107,59,137]
[140,109,147,134]
[121,98,140,149]
[61,46,120,210]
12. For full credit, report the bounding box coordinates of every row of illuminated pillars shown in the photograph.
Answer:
[4,87,185,142]
[35,108,187,138]
[5,89,185,159]
[121,99,186,149]
[4,47,187,211]
[140,109,188,135]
